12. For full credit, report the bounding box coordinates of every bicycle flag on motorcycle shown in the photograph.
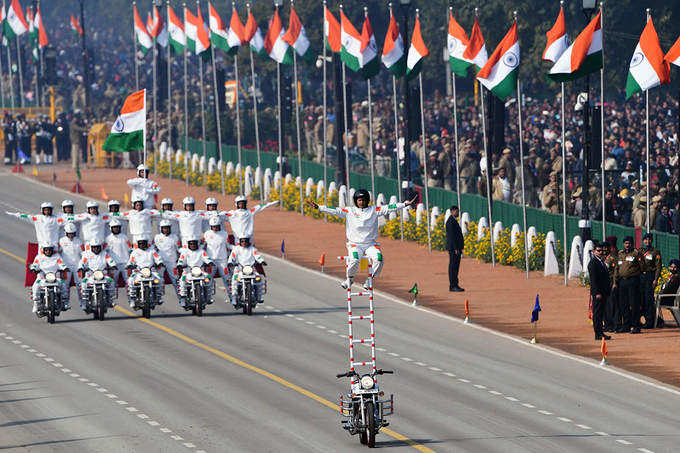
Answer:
[625,15,669,99]
[103,90,146,152]
[476,20,519,101]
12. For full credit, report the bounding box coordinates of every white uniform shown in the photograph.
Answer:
[160,210,179,233]
[108,212,127,235]
[203,229,232,287]
[223,201,278,241]
[121,209,161,243]
[319,203,406,279]
[29,253,69,306]
[7,212,63,247]
[154,232,181,290]
[74,213,112,244]
[57,213,78,236]
[228,245,265,301]
[177,247,213,297]
[162,210,207,243]
[126,247,165,300]
[203,210,228,232]
[58,235,84,285]
[78,250,117,308]
[127,177,161,210]
[105,232,132,285]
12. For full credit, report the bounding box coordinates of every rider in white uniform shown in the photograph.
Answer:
[29,245,70,313]
[121,197,161,243]
[105,219,132,287]
[161,197,206,245]
[73,201,112,245]
[222,196,278,242]
[6,202,63,248]
[160,198,179,233]
[127,164,161,210]
[58,199,78,236]
[78,239,117,311]
[228,237,266,305]
[203,197,228,231]
[108,200,127,235]
[176,239,213,307]
[203,216,232,297]
[58,222,84,302]
[154,220,181,293]
[125,239,165,308]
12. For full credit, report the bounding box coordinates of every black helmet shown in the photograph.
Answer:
[353,189,370,207]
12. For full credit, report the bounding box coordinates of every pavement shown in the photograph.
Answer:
[1,171,680,452]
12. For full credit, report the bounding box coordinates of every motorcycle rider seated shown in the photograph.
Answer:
[308,189,415,290]
[73,201,112,246]
[121,198,161,244]
[58,222,84,301]
[176,239,213,308]
[227,237,266,306]
[125,239,165,308]
[162,197,207,246]
[127,164,161,210]
[29,245,70,313]
[6,201,64,251]
[203,216,232,300]
[106,219,132,286]
[154,220,181,294]
[78,239,117,311]
[222,196,279,242]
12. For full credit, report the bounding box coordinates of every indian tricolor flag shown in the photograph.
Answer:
[625,16,669,99]
[4,0,27,39]
[665,33,680,68]
[150,5,168,48]
[324,6,340,53]
[70,13,82,37]
[405,15,428,81]
[283,6,314,63]
[168,5,185,55]
[208,2,229,52]
[339,9,362,72]
[245,11,265,57]
[359,13,379,80]
[186,5,210,56]
[264,9,292,65]
[226,7,245,56]
[476,21,519,101]
[381,9,405,78]
[133,6,152,55]
[542,6,568,63]
[447,10,473,77]
[548,11,602,82]
[103,90,146,152]
[462,17,487,71]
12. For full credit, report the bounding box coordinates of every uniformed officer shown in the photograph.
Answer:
[603,236,619,332]
[639,233,662,328]
[613,236,643,334]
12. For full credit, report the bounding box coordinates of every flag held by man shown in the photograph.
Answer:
[103,90,146,152]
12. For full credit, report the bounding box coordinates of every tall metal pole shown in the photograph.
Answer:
[321,0,328,215]
[7,40,14,108]
[579,6,593,243]
[32,3,38,107]
[480,86,495,266]
[365,7,375,199]
[277,60,283,208]
[134,1,139,91]
[449,6,461,210]
[152,11,158,174]
[600,2,606,240]
[392,74,403,241]
[561,82,568,285]
[247,3,262,200]
[400,1,411,187]
[79,0,88,107]
[0,25,5,108]
[235,53,243,195]
[210,34,224,195]
[166,0,172,180]
[36,0,42,107]
[198,52,207,187]
[514,12,529,279]
[15,37,23,107]
[646,89,650,233]
[340,4,351,202]
[183,2,188,186]
[291,0,303,213]
[417,67,431,250]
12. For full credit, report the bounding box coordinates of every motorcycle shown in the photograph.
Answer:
[232,264,264,316]
[128,266,163,319]
[35,271,66,324]
[81,269,116,321]
[183,265,213,316]
[337,369,394,448]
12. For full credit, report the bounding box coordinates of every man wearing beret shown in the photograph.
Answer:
[614,236,643,334]
[639,233,662,328]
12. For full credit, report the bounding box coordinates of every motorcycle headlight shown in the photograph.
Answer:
[153,279,160,284]
[242,265,254,275]
[360,375,374,390]
[93,270,104,280]
[191,266,202,277]
[45,272,57,283]
[140,267,152,278]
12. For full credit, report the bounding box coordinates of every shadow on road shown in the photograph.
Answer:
[0,413,90,428]
[0,434,119,450]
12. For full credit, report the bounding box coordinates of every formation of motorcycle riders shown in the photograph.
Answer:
[6,164,279,320]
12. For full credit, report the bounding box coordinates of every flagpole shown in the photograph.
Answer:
[198,53,207,187]
[418,73,431,250]
[0,28,4,108]
[389,3,403,241]
[600,1,606,240]
[133,2,139,91]
[143,88,147,163]
[235,53,243,195]
[246,3,262,200]
[183,2,188,186]
[480,84,495,266]
[16,36,23,107]
[152,22,158,173]
[514,11,529,279]
[561,81,568,285]
[277,60,283,209]
[449,6,461,211]
[210,33,224,195]
[291,0,303,214]
[6,38,14,108]
[166,0,172,181]
[364,7,375,200]
[32,5,38,108]
[322,0,328,217]
[340,4,351,203]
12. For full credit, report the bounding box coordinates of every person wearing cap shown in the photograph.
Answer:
[29,245,70,313]
[58,199,78,236]
[127,164,161,210]
[203,216,232,298]
[121,197,162,244]
[106,218,132,286]
[35,114,54,164]
[154,219,181,293]
[159,198,179,233]
[613,236,643,334]
[125,239,165,308]
[492,167,512,202]
[498,148,514,183]
[426,151,442,188]
[541,172,561,214]
[588,241,611,341]
[6,202,63,248]
[222,196,279,242]
[58,222,84,302]
[78,239,118,311]
[203,197,227,231]
[72,201,112,245]
[639,233,662,328]
[176,238,213,307]
[603,236,620,332]
[161,196,207,245]
[107,200,127,235]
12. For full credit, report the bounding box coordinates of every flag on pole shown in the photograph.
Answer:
[548,11,602,82]
[280,239,285,256]
[185,5,210,56]
[625,16,669,99]
[133,6,152,55]
[264,9,292,65]
[408,283,418,296]
[244,10,265,57]
[542,6,568,63]
[168,5,185,55]
[70,13,82,37]
[462,17,487,71]
[226,6,245,55]
[35,5,47,48]
[358,13,379,80]
[283,6,314,64]
[447,11,473,77]
[405,15,428,81]
[150,4,168,48]
[3,0,27,39]
[339,9,362,72]
[665,34,680,68]
[530,294,541,322]
[208,2,229,52]
[476,20,519,101]
[103,90,146,152]
[381,9,405,78]
[146,11,153,36]
[324,6,340,53]
[27,7,34,42]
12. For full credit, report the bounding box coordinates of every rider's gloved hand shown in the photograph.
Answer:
[261,261,268,266]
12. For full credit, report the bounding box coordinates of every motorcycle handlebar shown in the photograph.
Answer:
[336,371,358,378]
[375,369,394,375]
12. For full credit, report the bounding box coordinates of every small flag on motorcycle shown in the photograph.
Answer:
[530,294,541,344]
[408,283,418,306]
[318,252,326,272]
[281,239,285,259]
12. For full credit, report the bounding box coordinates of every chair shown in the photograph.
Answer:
[654,286,680,328]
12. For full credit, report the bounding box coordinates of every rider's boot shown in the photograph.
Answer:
[341,277,353,290]
[362,277,373,292]
[32,300,39,313]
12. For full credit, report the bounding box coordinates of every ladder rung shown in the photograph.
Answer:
[351,361,375,367]
[349,315,373,320]
[350,292,372,297]
[351,338,374,344]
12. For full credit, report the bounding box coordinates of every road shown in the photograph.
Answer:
[0,172,679,453]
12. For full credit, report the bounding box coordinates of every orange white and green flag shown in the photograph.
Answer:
[447,10,472,77]
[542,5,568,63]
[103,90,146,152]
[381,9,405,78]
[406,15,428,81]
[625,16,669,99]
[462,17,487,71]
[476,21,519,101]
[548,11,602,82]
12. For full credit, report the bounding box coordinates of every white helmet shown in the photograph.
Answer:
[235,195,247,206]
[41,201,54,210]
[205,197,218,206]
[131,195,144,205]
[137,164,150,172]
[107,199,120,207]
[64,223,77,233]
[86,201,99,209]
[159,219,172,228]
[183,196,195,205]
[61,199,74,208]
[209,216,221,226]
[161,197,173,205]
[109,218,122,227]
[89,238,102,248]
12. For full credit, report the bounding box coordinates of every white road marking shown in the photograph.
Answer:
[171,435,184,441]
[473,384,487,389]
[61,368,71,373]
[52,363,63,367]
[147,421,160,426]
[295,317,304,321]
[20,344,29,348]
[414,362,427,367]
[522,403,535,408]
[87,382,99,387]
[557,417,572,422]
[489,390,502,395]
[388,352,399,357]
[106,394,118,399]
[638,448,655,453]
[328,330,338,334]
[458,378,470,383]
[78,378,89,382]
[27,349,36,353]
[43,357,54,362]
[70,373,80,377]
[505,397,519,402]
[538,410,553,415]
[576,424,591,429]
[401,357,413,362]
[183,443,196,448]
[316,325,326,329]
[442,372,456,377]
[125,407,139,412]
[160,428,172,433]
[616,440,632,445]
[428,367,441,371]
[305,321,315,325]
[35,353,45,357]
[376,347,386,352]
[116,400,128,405]
[595,431,609,436]
[137,414,149,419]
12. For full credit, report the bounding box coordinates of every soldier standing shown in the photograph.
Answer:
[603,236,619,332]
[613,236,643,334]
[639,233,662,328]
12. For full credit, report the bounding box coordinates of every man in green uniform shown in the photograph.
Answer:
[603,236,619,332]
[639,233,662,328]
[613,236,643,334]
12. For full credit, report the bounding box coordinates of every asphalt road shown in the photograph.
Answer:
[1,172,679,453]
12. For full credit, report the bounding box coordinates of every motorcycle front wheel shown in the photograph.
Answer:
[46,292,55,324]
[365,401,376,448]
[142,285,151,319]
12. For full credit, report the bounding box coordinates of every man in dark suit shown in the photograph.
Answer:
[446,206,465,292]
[588,241,612,340]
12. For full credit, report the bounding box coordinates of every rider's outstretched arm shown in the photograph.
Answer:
[250,200,280,215]
[318,205,348,218]
[375,202,407,216]
[6,211,36,223]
